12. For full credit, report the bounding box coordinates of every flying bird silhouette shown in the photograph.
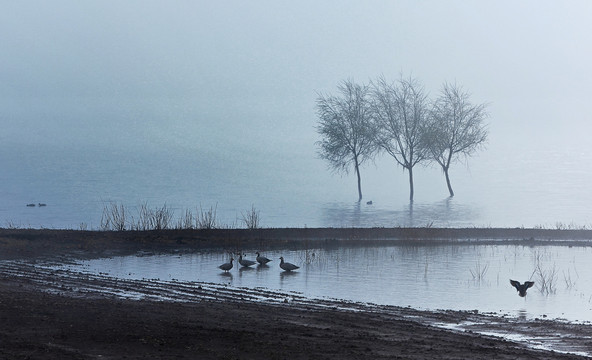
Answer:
[510,279,534,297]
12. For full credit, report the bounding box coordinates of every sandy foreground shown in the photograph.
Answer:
[1,227,592,359]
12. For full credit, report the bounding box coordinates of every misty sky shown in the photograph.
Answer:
[2,1,592,166]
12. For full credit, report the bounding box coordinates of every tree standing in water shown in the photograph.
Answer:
[428,82,489,197]
[316,80,379,202]
[371,75,430,202]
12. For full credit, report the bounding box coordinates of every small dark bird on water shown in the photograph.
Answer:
[510,279,534,297]
[279,257,299,272]
[238,254,256,267]
[255,252,272,265]
[218,258,234,272]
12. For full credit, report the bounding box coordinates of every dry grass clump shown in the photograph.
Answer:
[99,202,260,231]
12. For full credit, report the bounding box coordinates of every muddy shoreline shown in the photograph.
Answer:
[1,227,592,359]
[2,227,592,260]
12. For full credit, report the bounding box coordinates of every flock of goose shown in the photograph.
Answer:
[218,252,300,272]
[218,255,534,297]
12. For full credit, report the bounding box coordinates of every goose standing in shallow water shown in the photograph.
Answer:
[510,279,534,297]
[255,252,272,265]
[279,257,299,272]
[238,254,256,267]
[218,258,234,272]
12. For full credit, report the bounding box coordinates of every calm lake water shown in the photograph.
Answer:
[2,139,592,229]
[62,243,592,323]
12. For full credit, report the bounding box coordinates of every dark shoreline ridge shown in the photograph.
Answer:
[1,227,592,260]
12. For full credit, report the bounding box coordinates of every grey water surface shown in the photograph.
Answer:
[63,243,592,323]
[3,142,592,230]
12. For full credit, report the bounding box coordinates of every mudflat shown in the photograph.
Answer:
[1,228,591,359]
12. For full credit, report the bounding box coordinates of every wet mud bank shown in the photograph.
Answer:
[2,227,592,261]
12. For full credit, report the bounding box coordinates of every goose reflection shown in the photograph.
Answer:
[239,266,254,274]
[280,270,299,280]
[219,271,233,279]
[256,263,270,271]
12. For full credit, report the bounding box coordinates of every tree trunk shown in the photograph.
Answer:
[444,166,454,197]
[355,160,362,202]
[408,166,414,202]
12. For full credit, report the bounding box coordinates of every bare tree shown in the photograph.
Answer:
[371,75,430,201]
[428,82,488,197]
[316,80,379,201]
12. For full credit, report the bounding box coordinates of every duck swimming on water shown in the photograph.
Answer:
[279,257,299,272]
[218,258,234,272]
[255,252,272,265]
[238,254,256,267]
[510,279,534,297]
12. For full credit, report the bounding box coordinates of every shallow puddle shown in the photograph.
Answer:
[62,243,592,323]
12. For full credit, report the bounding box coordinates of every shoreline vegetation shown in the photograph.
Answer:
[11,202,592,232]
